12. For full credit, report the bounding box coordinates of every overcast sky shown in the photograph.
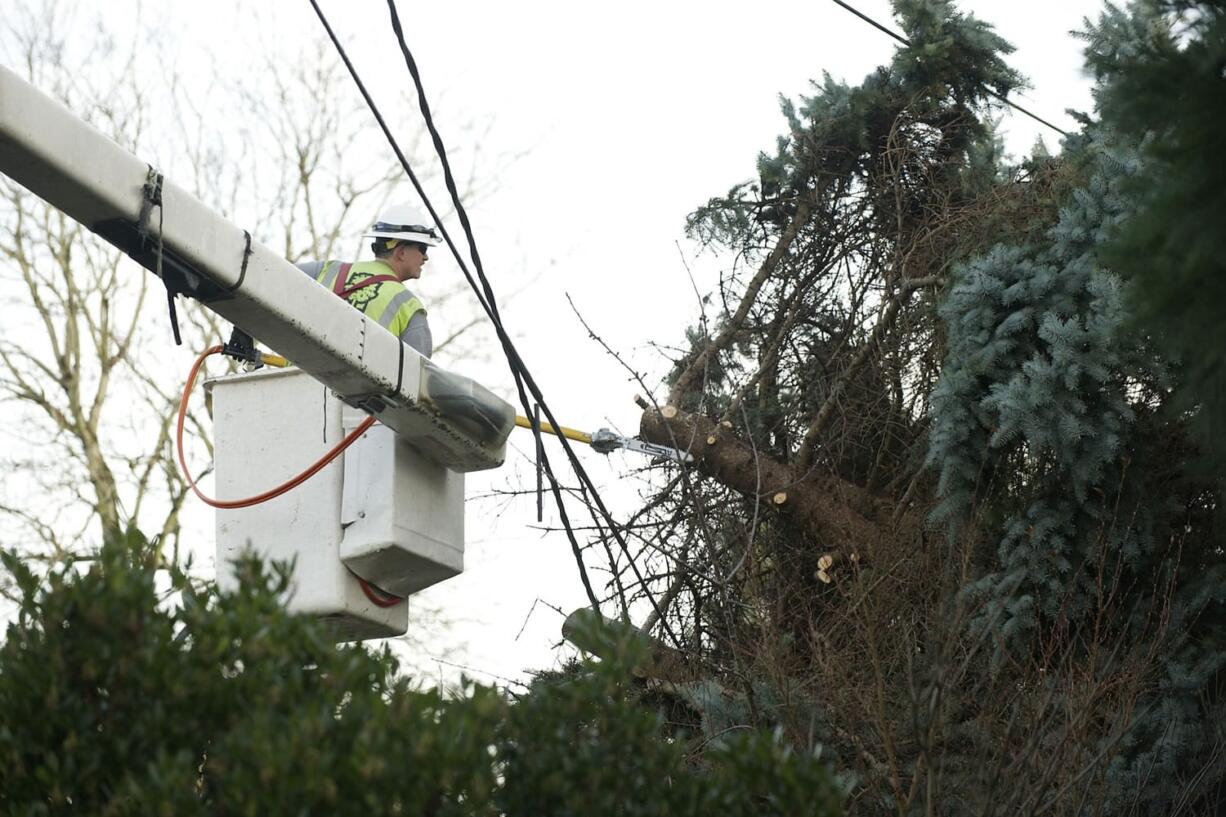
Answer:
[8,0,1107,684]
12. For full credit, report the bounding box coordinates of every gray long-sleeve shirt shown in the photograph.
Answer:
[297,261,433,358]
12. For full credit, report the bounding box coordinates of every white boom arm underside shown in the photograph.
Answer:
[0,64,508,472]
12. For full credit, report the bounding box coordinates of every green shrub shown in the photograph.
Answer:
[0,529,841,815]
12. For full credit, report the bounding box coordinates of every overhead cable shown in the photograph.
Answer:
[828,0,1072,138]
[379,0,682,648]
[306,0,685,651]
[303,0,595,610]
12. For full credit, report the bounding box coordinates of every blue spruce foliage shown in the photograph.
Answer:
[928,137,1147,648]
[928,120,1226,812]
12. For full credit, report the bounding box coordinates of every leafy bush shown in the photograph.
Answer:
[0,529,842,815]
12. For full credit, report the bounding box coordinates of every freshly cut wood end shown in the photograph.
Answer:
[661,405,679,419]
[816,569,832,584]
[634,394,650,410]
[817,553,834,571]
[706,435,717,445]
[720,420,733,429]
[772,492,788,506]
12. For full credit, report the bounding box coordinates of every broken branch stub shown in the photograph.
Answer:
[639,404,881,552]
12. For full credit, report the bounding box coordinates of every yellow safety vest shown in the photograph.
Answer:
[314,260,425,339]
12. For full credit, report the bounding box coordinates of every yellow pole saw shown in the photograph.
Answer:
[513,415,693,465]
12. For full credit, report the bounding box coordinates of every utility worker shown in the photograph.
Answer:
[297,204,440,357]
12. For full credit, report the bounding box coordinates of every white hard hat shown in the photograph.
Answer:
[363,204,441,246]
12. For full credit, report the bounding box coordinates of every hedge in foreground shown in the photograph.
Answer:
[0,530,842,816]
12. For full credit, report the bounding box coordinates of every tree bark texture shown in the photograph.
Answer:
[640,405,883,554]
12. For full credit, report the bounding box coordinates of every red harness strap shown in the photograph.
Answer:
[331,262,352,296]
[331,262,399,299]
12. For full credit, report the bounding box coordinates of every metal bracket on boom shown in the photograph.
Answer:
[221,328,262,368]
[91,217,234,303]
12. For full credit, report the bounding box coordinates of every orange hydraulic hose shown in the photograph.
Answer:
[355,574,403,607]
[175,346,376,510]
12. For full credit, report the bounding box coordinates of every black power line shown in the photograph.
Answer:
[303,0,592,606]
[306,0,686,652]
[829,0,1071,138]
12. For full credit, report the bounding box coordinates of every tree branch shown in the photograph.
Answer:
[640,404,882,551]
[795,274,944,469]
[668,198,813,405]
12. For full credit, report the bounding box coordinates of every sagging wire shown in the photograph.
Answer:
[305,0,684,651]
[381,0,685,650]
[828,0,1071,138]
[301,0,600,607]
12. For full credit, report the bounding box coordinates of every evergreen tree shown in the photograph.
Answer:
[924,5,1226,806]
[928,137,1150,647]
[1084,0,1226,472]
[929,129,1226,809]
[619,0,1226,812]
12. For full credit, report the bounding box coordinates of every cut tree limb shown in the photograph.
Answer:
[640,405,882,551]
[562,608,696,683]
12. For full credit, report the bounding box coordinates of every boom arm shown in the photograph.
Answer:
[0,64,510,472]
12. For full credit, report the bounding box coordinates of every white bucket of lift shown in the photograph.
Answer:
[208,366,464,642]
